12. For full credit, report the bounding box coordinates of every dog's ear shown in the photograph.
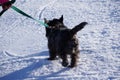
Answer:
[59,15,63,23]
[44,18,49,23]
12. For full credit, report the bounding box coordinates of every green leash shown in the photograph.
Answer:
[11,6,48,27]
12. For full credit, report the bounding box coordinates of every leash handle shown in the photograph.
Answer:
[11,6,48,27]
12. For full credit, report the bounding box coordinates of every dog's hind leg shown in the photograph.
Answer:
[60,54,69,67]
[69,54,78,68]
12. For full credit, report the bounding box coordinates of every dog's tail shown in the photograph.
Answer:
[70,22,88,36]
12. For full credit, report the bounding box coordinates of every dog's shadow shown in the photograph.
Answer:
[0,51,69,80]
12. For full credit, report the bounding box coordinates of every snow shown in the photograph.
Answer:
[0,0,120,80]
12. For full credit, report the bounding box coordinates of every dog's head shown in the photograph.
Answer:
[44,15,64,29]
[44,15,66,37]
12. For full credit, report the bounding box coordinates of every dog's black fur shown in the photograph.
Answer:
[44,15,88,68]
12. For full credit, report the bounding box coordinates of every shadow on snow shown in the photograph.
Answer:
[0,51,70,80]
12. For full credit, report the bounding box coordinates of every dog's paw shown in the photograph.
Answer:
[62,62,69,67]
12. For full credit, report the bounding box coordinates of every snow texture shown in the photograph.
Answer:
[0,0,120,80]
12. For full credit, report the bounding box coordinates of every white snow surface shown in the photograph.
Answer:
[0,0,120,80]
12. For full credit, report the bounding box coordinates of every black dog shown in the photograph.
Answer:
[44,15,88,68]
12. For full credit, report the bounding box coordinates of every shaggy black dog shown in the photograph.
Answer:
[44,15,88,68]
